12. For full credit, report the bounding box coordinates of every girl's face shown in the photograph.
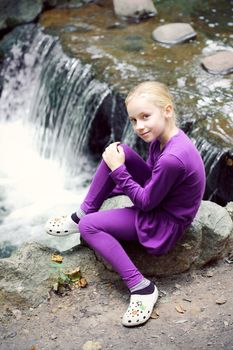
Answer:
[126,96,171,143]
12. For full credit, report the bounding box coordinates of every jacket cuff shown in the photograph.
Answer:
[110,164,127,181]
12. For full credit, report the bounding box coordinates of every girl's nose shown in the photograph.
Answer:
[135,121,145,130]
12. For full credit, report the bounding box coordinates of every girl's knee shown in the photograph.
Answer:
[118,143,131,154]
[119,143,128,150]
[78,215,92,234]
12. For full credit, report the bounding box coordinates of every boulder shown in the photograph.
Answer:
[113,0,157,20]
[201,51,233,75]
[95,198,233,275]
[0,0,43,31]
[0,0,93,32]
[152,23,196,45]
[0,241,102,309]
[225,201,233,249]
[225,201,233,221]
[0,196,232,309]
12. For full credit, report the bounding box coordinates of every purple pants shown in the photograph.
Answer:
[78,144,152,290]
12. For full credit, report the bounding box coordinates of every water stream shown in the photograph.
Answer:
[0,27,104,256]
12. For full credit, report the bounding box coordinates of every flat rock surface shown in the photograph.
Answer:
[152,23,196,44]
[201,51,233,75]
[0,259,233,350]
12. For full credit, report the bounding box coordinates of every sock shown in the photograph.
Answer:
[71,206,86,224]
[130,278,155,295]
[71,212,80,224]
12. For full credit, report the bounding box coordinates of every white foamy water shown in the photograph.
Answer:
[0,120,90,254]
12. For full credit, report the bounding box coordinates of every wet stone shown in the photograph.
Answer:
[152,23,196,45]
[113,0,157,20]
[201,51,233,75]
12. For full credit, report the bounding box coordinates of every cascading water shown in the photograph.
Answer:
[0,24,121,257]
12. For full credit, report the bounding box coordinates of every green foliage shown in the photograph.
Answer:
[49,261,72,285]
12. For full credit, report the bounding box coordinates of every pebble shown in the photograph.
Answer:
[216,298,227,305]
[174,319,188,324]
[206,271,214,277]
[50,334,57,340]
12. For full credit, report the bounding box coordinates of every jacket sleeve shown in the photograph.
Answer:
[109,154,186,212]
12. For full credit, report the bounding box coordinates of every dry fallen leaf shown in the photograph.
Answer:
[75,277,88,288]
[216,298,227,305]
[64,267,82,282]
[150,308,160,319]
[175,304,186,313]
[51,253,63,263]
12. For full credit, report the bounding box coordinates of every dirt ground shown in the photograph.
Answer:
[0,258,233,350]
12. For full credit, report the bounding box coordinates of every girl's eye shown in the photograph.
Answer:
[143,115,150,119]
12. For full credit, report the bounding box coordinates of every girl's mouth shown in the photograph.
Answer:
[141,131,150,136]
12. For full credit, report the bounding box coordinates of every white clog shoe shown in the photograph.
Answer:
[122,284,159,327]
[45,215,79,237]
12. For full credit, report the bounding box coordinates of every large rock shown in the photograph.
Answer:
[113,0,157,20]
[95,198,233,275]
[0,0,93,32]
[0,241,105,309]
[225,201,233,221]
[0,197,232,309]
[0,0,43,31]
[152,23,196,45]
[201,51,233,75]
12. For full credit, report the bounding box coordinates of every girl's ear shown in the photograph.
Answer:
[164,104,173,118]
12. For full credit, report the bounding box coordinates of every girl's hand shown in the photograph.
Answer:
[102,142,125,171]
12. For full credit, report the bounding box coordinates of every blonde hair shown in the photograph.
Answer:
[125,81,177,124]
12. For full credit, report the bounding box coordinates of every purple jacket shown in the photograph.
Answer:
[109,128,206,255]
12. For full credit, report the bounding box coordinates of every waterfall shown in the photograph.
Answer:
[0,24,116,174]
[0,24,124,256]
[192,136,233,206]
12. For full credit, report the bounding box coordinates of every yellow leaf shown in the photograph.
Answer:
[175,304,186,313]
[64,267,82,282]
[80,277,88,287]
[51,253,63,263]
[150,308,160,319]
[75,277,88,288]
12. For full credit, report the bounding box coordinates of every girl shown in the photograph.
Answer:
[45,81,206,327]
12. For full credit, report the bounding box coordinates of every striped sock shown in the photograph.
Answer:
[130,278,155,295]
